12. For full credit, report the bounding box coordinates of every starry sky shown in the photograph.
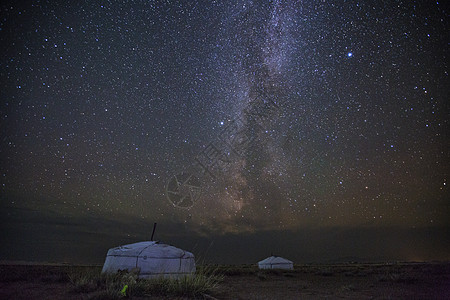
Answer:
[1,1,449,264]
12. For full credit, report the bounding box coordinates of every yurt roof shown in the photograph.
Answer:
[106,241,193,258]
[259,256,293,264]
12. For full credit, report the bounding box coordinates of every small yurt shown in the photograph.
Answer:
[258,256,293,270]
[101,241,196,278]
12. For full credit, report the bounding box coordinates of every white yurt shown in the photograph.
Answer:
[101,241,196,278]
[258,256,294,270]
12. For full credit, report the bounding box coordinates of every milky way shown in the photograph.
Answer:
[1,0,448,241]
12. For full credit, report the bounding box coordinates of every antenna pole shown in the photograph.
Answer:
[151,223,157,241]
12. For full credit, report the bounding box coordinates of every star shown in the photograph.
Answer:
[0,0,447,264]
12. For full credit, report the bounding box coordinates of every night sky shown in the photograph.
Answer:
[1,1,449,264]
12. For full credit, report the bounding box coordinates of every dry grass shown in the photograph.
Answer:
[199,264,257,276]
[67,265,223,298]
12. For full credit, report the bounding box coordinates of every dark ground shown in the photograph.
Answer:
[0,262,448,299]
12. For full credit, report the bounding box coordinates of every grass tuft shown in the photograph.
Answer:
[67,265,223,298]
[68,267,105,293]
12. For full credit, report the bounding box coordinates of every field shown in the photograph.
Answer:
[0,262,448,299]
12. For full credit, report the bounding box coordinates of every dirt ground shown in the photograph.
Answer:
[214,263,450,299]
[0,262,448,299]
